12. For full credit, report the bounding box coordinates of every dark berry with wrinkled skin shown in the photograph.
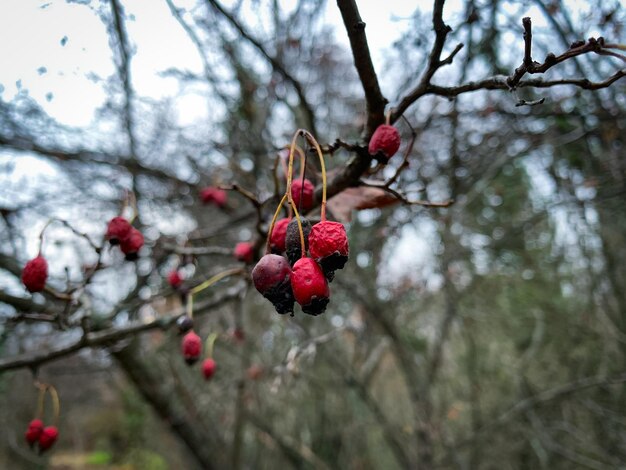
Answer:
[291,178,315,212]
[177,315,194,334]
[270,217,290,253]
[106,216,132,245]
[25,419,44,447]
[252,254,294,315]
[38,426,58,453]
[285,218,312,266]
[368,124,401,160]
[309,221,349,280]
[120,228,144,260]
[182,330,202,365]
[22,256,48,293]
[291,257,329,316]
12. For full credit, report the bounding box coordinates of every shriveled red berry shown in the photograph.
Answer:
[291,257,329,316]
[167,270,183,288]
[200,187,227,208]
[182,330,202,365]
[234,242,254,264]
[368,124,401,160]
[22,256,48,293]
[270,218,290,253]
[291,178,315,212]
[176,315,194,334]
[309,221,349,280]
[285,218,312,266]
[105,216,132,245]
[120,227,144,261]
[38,425,58,452]
[25,419,44,447]
[202,358,216,380]
[252,254,295,315]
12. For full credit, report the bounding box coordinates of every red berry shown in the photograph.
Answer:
[291,178,315,212]
[105,216,132,245]
[252,254,295,315]
[234,242,254,264]
[182,330,202,365]
[202,358,216,380]
[368,124,401,160]
[290,257,329,315]
[38,425,58,452]
[167,270,183,288]
[269,218,290,253]
[120,227,144,261]
[24,419,44,447]
[22,256,48,293]
[309,221,349,280]
[200,187,227,208]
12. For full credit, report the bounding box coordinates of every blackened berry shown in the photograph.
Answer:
[285,218,312,266]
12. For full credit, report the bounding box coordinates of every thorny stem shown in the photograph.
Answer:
[205,332,218,359]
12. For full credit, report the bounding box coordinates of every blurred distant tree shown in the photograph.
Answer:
[1,0,625,468]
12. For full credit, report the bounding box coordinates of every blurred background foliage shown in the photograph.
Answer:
[0,0,625,468]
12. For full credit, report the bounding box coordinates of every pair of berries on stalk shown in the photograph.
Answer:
[25,420,58,453]
[25,384,60,454]
[252,130,349,316]
[178,318,217,380]
[105,216,144,260]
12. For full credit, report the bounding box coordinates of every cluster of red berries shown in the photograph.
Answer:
[178,318,217,380]
[24,419,58,453]
[105,216,144,260]
[253,217,349,316]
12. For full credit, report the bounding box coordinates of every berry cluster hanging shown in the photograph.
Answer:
[252,129,349,316]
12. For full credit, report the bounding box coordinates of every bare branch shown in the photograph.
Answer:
[0,285,243,372]
[336,0,388,138]
[205,0,317,135]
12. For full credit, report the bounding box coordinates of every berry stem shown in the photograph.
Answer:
[190,267,244,296]
[187,293,194,319]
[128,191,138,224]
[385,108,391,126]
[301,131,327,222]
[48,385,60,426]
[38,219,55,254]
[36,382,46,419]
[204,332,218,358]
[288,131,307,258]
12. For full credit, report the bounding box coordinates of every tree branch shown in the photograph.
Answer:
[205,0,317,135]
[336,0,388,138]
[0,285,243,372]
